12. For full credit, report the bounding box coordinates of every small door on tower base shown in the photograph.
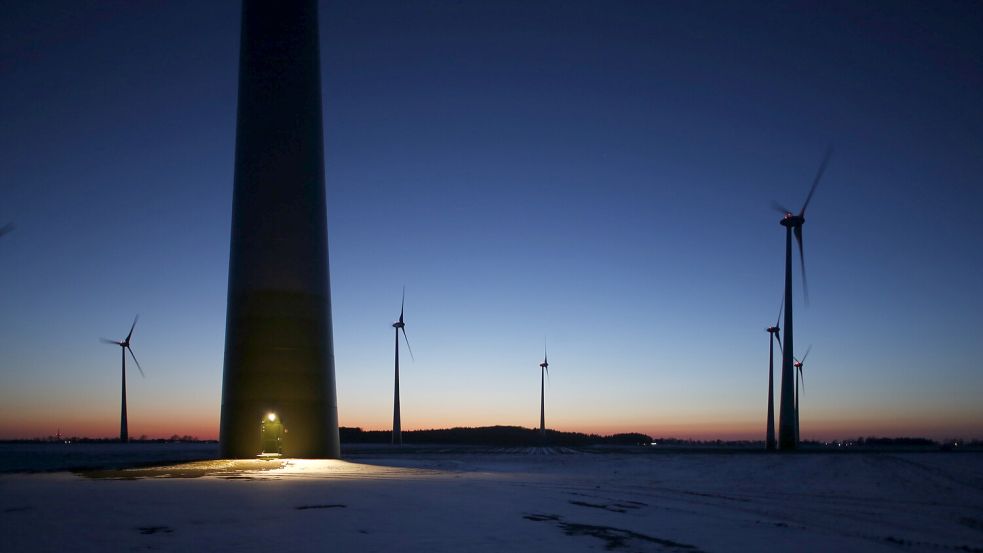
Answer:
[260,413,284,456]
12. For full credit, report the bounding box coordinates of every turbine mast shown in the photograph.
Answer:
[219,0,340,458]
[766,331,776,450]
[120,346,128,443]
[539,344,548,438]
[795,368,800,443]
[779,224,797,450]
[393,324,401,446]
[540,365,545,436]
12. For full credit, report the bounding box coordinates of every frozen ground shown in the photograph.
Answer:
[0,442,219,472]
[1,448,982,552]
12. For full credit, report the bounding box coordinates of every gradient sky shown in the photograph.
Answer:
[1,1,981,441]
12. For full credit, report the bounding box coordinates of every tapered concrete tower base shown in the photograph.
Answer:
[220,0,340,459]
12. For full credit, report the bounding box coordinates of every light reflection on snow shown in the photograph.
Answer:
[83,458,446,480]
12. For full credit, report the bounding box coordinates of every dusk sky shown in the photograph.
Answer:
[0,1,981,441]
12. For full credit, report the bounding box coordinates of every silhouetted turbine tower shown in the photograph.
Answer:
[794,345,811,443]
[219,0,339,458]
[765,299,783,450]
[773,148,831,450]
[101,316,144,443]
[392,288,413,446]
[539,343,549,436]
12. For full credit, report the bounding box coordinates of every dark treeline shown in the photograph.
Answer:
[855,437,937,446]
[340,426,652,446]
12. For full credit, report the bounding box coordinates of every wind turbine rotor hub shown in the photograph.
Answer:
[779,214,805,227]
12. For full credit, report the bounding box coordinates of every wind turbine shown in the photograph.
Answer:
[391,287,413,446]
[539,341,550,436]
[793,345,811,444]
[773,148,831,450]
[765,298,783,450]
[101,316,144,443]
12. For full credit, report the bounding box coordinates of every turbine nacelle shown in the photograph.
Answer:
[766,326,780,333]
[779,213,804,227]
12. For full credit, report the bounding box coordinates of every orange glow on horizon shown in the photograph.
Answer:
[1,410,980,442]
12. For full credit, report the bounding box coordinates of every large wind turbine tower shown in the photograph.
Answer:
[101,316,144,443]
[391,288,413,446]
[539,345,549,436]
[220,0,340,458]
[774,148,830,451]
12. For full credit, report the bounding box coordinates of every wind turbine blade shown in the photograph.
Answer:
[794,226,808,304]
[126,315,139,342]
[800,146,832,216]
[774,332,783,354]
[100,338,123,346]
[776,294,784,327]
[801,344,812,363]
[799,365,805,392]
[401,327,414,361]
[771,201,792,214]
[399,286,405,324]
[127,347,145,378]
[545,364,550,385]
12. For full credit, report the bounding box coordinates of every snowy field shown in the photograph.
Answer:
[2,448,982,552]
[0,442,219,473]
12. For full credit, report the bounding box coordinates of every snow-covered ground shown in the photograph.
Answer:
[1,450,982,552]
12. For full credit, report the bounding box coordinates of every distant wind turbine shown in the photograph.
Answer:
[100,315,144,443]
[391,287,413,446]
[772,147,831,450]
[793,345,811,444]
[765,298,783,451]
[0,223,13,238]
[539,342,549,436]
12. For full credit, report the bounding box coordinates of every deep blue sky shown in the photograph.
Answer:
[1,1,981,439]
